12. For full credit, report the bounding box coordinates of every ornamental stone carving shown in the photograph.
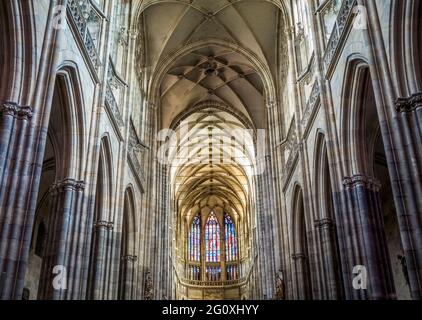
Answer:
[121,255,138,262]
[343,174,381,192]
[94,220,114,230]
[0,102,33,120]
[395,92,422,113]
[274,270,286,300]
[314,218,335,229]
[144,270,153,300]
[49,178,85,194]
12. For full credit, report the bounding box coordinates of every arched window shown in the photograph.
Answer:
[205,212,221,262]
[188,213,201,262]
[224,213,238,262]
[186,211,239,282]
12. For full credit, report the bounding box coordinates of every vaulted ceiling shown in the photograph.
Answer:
[169,103,255,221]
[136,0,287,129]
[135,0,287,226]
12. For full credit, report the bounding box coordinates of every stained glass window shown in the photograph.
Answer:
[188,213,201,262]
[224,213,238,262]
[206,266,222,282]
[226,265,238,280]
[205,212,221,262]
[189,265,201,280]
[187,211,239,282]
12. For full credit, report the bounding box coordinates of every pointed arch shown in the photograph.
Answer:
[95,135,115,221]
[390,0,422,95]
[188,213,201,262]
[224,213,238,263]
[0,0,36,104]
[55,63,87,179]
[122,185,137,254]
[25,64,87,300]
[313,131,344,299]
[205,211,221,263]
[313,131,333,221]
[118,185,137,300]
[87,135,115,299]
[291,184,313,300]
[340,57,373,176]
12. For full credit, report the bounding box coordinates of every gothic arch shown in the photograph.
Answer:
[55,63,87,179]
[25,65,87,300]
[170,100,255,131]
[122,185,137,254]
[95,135,115,221]
[118,186,138,300]
[87,135,115,299]
[0,0,36,104]
[312,131,344,299]
[340,57,373,176]
[313,131,332,221]
[339,56,411,299]
[291,184,312,300]
[29,64,87,185]
[390,0,422,95]
[148,38,277,113]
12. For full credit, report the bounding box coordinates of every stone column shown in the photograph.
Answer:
[89,220,114,300]
[314,218,343,299]
[221,222,227,282]
[393,93,422,299]
[291,253,311,300]
[263,155,276,297]
[0,0,68,299]
[255,173,268,298]
[37,178,85,300]
[0,102,33,299]
[343,175,395,300]
[0,102,33,191]
[363,0,422,299]
[120,255,137,300]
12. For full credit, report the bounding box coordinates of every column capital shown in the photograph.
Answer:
[343,174,381,191]
[121,255,138,262]
[94,220,114,230]
[266,100,277,109]
[50,178,85,193]
[314,218,335,229]
[291,253,307,260]
[0,101,33,120]
[128,28,139,39]
[395,92,422,113]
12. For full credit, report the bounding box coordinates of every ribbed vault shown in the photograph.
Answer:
[170,102,254,225]
[135,0,288,129]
